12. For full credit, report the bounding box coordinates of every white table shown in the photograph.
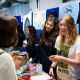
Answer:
[30,71,52,80]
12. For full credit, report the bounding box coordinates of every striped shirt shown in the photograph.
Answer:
[0,49,17,80]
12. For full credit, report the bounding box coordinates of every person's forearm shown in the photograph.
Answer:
[61,56,80,67]
[51,62,57,68]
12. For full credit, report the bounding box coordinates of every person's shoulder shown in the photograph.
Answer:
[75,35,80,44]
[0,52,13,69]
[76,35,80,41]
[0,51,13,62]
[0,52,12,61]
[56,35,61,40]
[2,52,12,57]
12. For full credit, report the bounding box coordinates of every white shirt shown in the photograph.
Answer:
[0,49,17,80]
[55,36,80,80]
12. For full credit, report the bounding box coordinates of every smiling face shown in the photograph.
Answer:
[45,20,54,33]
[59,19,68,36]
[59,15,78,45]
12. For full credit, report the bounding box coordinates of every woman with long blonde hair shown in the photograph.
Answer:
[49,15,80,80]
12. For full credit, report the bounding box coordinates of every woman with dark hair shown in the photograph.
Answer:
[14,24,25,52]
[37,14,59,79]
[16,24,25,47]
[0,14,18,80]
[23,25,39,60]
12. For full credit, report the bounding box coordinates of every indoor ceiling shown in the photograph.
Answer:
[0,0,29,9]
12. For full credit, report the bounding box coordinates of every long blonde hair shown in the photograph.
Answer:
[59,15,78,45]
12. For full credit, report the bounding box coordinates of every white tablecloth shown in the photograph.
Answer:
[30,72,52,80]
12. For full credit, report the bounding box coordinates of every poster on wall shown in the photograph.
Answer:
[23,12,32,33]
[59,1,79,23]
[15,16,23,28]
[33,10,46,30]
[59,1,79,33]
[46,7,59,19]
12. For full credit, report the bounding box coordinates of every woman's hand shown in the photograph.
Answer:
[49,55,63,62]
[49,67,54,76]
[49,67,57,80]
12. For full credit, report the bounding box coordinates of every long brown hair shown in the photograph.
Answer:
[40,15,59,48]
[0,14,18,48]
[27,26,38,46]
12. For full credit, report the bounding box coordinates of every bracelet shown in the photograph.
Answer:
[50,66,55,69]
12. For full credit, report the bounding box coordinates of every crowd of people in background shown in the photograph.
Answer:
[0,13,80,80]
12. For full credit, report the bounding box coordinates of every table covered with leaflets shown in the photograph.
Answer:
[21,71,52,80]
[16,63,52,80]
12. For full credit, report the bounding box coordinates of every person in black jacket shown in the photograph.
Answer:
[37,13,59,79]
[16,24,25,47]
[13,24,25,51]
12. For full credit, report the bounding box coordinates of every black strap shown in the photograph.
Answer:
[0,52,4,55]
